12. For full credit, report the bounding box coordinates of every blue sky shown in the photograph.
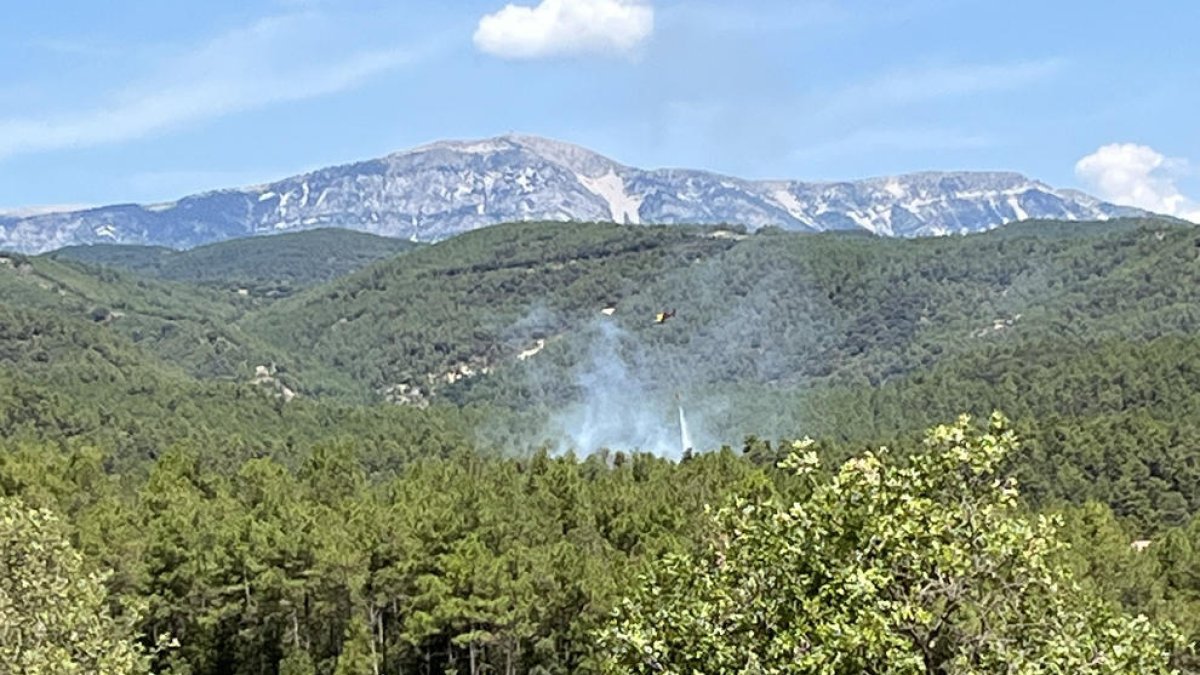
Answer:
[2,0,1198,219]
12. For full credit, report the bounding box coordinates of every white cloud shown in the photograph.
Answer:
[474,0,653,59]
[0,13,425,160]
[1075,143,1200,222]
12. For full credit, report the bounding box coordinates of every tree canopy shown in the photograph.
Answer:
[599,415,1184,673]
[0,496,154,674]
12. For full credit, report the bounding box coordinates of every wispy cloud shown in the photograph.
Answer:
[654,0,972,51]
[646,57,1058,175]
[657,0,846,33]
[0,12,428,161]
[26,38,116,57]
[125,168,295,198]
[791,127,993,164]
[815,58,1067,119]
[770,59,1064,168]
[0,204,93,218]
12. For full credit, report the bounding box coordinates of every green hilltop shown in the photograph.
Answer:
[47,227,419,298]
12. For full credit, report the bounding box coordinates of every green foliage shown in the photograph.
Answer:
[48,228,418,298]
[0,496,154,674]
[0,428,767,674]
[332,617,376,675]
[46,244,177,276]
[278,650,317,675]
[598,415,1184,673]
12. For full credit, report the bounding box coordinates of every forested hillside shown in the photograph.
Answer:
[47,228,418,298]
[7,216,1200,672]
[243,221,740,401]
[11,216,1200,522]
[0,251,284,375]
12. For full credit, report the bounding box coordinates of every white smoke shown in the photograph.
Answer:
[547,319,707,459]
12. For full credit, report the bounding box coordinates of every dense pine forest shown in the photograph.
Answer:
[5,218,1200,672]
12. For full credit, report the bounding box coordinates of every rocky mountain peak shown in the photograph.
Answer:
[0,135,1147,254]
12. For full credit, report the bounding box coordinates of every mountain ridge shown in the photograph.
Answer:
[0,134,1146,253]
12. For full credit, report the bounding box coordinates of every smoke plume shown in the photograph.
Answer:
[547,319,709,459]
